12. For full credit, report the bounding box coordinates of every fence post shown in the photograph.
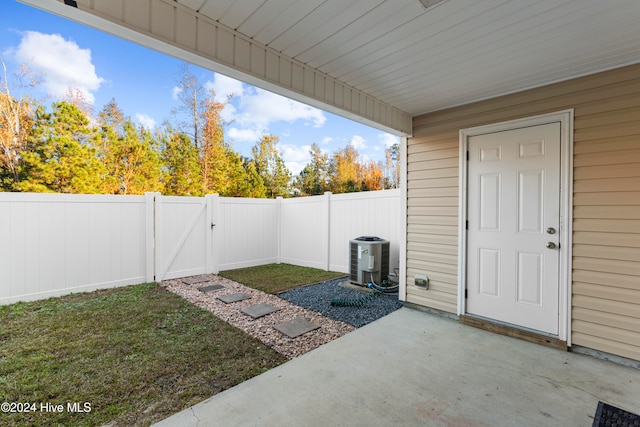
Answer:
[207,194,223,274]
[324,191,332,271]
[144,192,160,282]
[276,196,283,264]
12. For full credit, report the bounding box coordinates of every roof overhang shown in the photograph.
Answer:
[18,0,640,136]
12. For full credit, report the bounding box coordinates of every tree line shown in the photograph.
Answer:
[0,62,400,198]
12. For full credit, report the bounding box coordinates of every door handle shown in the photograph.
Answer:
[547,227,556,234]
[546,242,557,249]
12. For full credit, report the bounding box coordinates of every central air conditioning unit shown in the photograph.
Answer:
[349,236,390,286]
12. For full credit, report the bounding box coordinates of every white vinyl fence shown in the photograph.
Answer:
[1,189,400,304]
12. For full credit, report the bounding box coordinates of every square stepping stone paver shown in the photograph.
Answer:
[182,277,210,285]
[199,284,225,293]
[217,293,252,304]
[241,303,280,319]
[274,317,320,338]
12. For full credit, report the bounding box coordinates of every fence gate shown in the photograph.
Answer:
[154,194,214,281]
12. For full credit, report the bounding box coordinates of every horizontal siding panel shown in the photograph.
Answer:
[573,192,640,206]
[408,147,458,163]
[572,321,640,351]
[574,106,640,129]
[407,158,459,172]
[408,187,458,198]
[574,122,640,143]
[571,332,640,362]
[573,307,639,333]
[407,240,457,256]
[407,259,457,276]
[574,163,640,180]
[573,257,640,276]
[573,231,640,248]
[409,233,457,246]
[407,139,458,154]
[407,167,458,180]
[407,206,457,217]
[573,295,640,319]
[573,206,640,220]
[406,249,457,266]
[407,223,458,236]
[406,287,457,304]
[407,196,458,207]
[572,270,639,290]
[573,135,639,155]
[574,149,640,167]
[573,177,640,192]
[407,215,457,226]
[406,292,456,314]
[407,177,458,189]
[573,244,640,262]
[573,219,640,233]
[575,93,640,116]
[573,282,640,304]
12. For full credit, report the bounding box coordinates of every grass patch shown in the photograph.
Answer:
[0,283,286,427]
[220,263,346,294]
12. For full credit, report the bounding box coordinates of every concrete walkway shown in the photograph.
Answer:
[155,307,640,427]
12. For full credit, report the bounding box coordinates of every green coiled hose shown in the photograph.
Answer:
[330,291,380,307]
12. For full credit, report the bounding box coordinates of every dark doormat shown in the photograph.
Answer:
[593,401,640,427]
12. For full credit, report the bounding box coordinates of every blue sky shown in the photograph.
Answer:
[0,1,400,175]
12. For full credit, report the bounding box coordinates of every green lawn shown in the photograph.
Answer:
[220,263,346,294]
[0,283,286,427]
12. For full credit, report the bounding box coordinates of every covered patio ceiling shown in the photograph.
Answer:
[20,0,640,135]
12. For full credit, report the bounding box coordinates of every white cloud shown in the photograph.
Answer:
[321,136,333,145]
[136,113,156,130]
[379,133,400,148]
[14,31,104,104]
[349,135,367,150]
[206,73,245,102]
[234,87,326,131]
[171,86,183,101]
[227,127,262,143]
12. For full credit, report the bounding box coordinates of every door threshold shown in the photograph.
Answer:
[460,314,567,351]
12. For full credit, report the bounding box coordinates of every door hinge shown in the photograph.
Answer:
[466,220,468,230]
[466,150,469,161]
[465,289,468,299]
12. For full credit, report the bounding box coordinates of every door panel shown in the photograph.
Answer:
[467,123,561,335]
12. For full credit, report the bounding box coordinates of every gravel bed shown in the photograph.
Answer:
[162,275,355,359]
[279,277,403,328]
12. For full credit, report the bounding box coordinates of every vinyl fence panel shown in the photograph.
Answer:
[0,193,149,304]
[216,197,279,271]
[279,194,329,270]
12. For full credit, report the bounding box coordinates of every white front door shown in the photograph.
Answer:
[466,122,561,335]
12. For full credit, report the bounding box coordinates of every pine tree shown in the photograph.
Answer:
[250,134,291,198]
[16,101,105,193]
[294,143,329,196]
[160,128,203,196]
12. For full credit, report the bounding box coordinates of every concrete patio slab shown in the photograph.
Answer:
[273,317,320,338]
[241,303,280,319]
[198,284,225,293]
[154,307,640,427]
[182,277,210,285]
[217,293,252,304]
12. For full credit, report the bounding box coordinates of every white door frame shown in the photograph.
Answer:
[458,110,574,343]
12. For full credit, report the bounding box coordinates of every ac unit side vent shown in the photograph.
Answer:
[350,242,359,283]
